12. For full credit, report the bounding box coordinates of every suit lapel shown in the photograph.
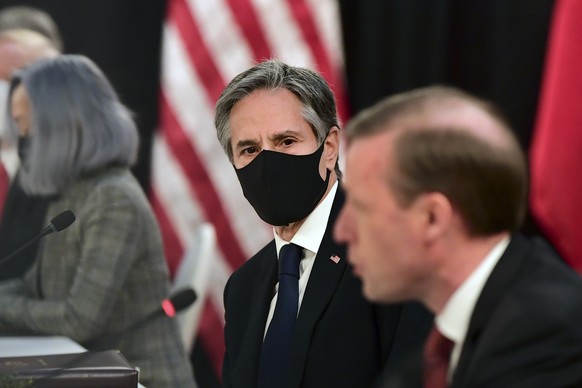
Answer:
[452,234,530,387]
[233,242,278,386]
[286,189,348,387]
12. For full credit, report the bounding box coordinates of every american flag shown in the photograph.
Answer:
[150,0,347,381]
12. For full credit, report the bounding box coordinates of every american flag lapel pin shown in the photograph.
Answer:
[329,254,341,264]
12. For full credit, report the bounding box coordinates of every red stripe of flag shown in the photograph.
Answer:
[198,298,226,377]
[0,163,9,220]
[286,0,349,123]
[225,0,273,61]
[170,0,227,103]
[150,190,184,278]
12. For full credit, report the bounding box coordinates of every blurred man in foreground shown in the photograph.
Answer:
[334,86,582,387]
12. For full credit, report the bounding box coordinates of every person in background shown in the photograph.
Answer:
[0,5,63,51]
[334,85,582,387]
[0,55,196,388]
[215,59,432,388]
[0,5,62,279]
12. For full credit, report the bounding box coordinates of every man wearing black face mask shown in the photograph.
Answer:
[215,59,433,388]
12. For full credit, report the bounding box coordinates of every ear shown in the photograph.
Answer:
[416,192,454,242]
[323,126,340,171]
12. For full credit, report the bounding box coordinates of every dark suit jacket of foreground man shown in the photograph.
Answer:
[223,188,432,388]
[381,234,582,388]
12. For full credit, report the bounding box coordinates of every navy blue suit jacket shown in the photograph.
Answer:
[222,188,432,388]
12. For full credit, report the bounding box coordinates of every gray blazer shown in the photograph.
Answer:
[0,167,195,388]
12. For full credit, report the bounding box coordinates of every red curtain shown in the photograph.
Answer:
[530,0,582,272]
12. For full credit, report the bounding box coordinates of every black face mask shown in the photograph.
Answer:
[17,135,31,165]
[235,143,331,226]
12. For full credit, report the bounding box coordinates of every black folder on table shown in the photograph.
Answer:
[0,350,138,387]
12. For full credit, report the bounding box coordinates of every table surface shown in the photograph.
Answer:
[0,335,86,357]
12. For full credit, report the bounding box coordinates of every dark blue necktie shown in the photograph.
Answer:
[258,243,302,388]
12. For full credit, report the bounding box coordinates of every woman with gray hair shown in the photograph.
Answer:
[0,55,196,388]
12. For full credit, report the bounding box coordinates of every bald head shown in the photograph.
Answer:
[348,86,516,145]
[346,85,528,236]
[0,29,59,81]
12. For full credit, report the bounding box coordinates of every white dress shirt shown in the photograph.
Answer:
[435,236,510,379]
[264,181,338,336]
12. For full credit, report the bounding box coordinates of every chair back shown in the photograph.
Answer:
[171,222,216,353]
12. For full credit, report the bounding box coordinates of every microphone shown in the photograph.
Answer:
[92,287,197,350]
[0,210,76,267]
[162,287,197,317]
[44,209,76,233]
[141,287,197,324]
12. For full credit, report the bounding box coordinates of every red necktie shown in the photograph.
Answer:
[423,326,454,388]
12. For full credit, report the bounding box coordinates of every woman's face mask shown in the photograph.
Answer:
[17,135,31,164]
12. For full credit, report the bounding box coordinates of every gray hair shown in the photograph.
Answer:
[214,59,341,177]
[8,54,138,195]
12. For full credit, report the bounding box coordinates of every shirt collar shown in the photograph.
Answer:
[436,235,510,343]
[274,181,338,256]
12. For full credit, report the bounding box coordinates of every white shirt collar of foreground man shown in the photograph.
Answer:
[436,235,511,378]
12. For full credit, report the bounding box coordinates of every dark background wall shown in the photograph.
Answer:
[340,0,554,151]
[338,0,554,234]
